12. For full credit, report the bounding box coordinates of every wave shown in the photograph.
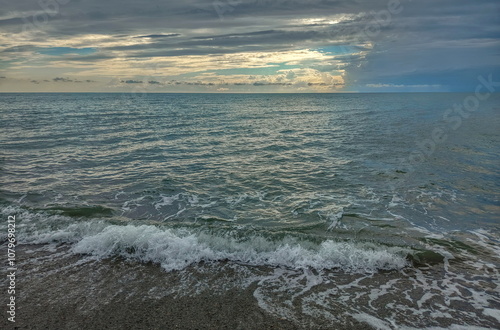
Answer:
[71,225,411,272]
[2,205,413,273]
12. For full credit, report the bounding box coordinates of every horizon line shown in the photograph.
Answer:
[0,91,490,94]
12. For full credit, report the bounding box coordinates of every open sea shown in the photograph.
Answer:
[1,93,499,328]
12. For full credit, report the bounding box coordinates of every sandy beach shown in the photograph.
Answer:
[3,242,499,329]
[2,244,370,330]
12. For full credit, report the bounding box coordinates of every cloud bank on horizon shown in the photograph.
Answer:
[0,0,499,92]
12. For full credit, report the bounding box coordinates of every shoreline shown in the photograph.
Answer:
[2,243,499,329]
[1,244,366,330]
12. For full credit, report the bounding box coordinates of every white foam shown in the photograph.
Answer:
[401,326,491,330]
[70,224,409,272]
[327,207,344,230]
[121,196,147,212]
[482,308,500,323]
[154,194,181,209]
[468,229,500,258]
[352,313,392,330]
[1,205,410,273]
[3,205,498,329]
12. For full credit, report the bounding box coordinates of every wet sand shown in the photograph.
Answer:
[2,243,499,329]
[1,244,369,330]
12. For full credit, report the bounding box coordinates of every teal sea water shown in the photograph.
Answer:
[1,93,499,327]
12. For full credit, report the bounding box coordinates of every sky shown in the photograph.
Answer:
[0,0,499,93]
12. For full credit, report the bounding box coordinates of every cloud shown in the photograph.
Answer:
[49,77,95,83]
[252,82,292,86]
[133,34,180,38]
[53,77,73,82]
[0,0,498,92]
[37,47,97,56]
[122,80,144,84]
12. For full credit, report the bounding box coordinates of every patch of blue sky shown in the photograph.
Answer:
[37,47,97,56]
[170,62,301,79]
[210,63,301,76]
[0,59,17,70]
[314,46,356,55]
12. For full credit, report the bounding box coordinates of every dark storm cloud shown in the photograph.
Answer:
[0,1,382,37]
[3,0,498,40]
[100,29,330,54]
[340,0,500,89]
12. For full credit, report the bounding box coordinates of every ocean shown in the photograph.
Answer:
[1,92,499,328]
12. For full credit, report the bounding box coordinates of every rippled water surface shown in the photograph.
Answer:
[1,92,499,328]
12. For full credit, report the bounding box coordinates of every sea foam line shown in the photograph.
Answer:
[70,224,410,272]
[1,205,410,273]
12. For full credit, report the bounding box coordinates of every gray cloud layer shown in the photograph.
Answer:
[1,0,499,91]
